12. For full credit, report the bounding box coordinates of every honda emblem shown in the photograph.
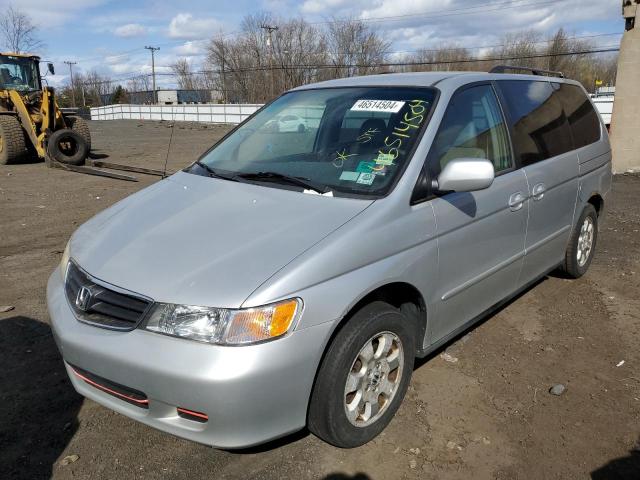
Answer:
[75,286,92,311]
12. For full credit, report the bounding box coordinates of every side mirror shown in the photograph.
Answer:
[435,158,495,192]
[47,63,55,75]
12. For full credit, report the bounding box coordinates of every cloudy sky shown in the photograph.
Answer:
[1,0,625,87]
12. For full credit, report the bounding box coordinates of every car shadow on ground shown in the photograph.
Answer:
[0,316,83,480]
[591,441,640,480]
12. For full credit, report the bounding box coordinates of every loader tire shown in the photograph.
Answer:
[0,115,27,165]
[46,129,89,166]
[66,116,92,151]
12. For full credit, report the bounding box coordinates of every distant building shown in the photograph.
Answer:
[100,89,222,106]
[593,86,615,97]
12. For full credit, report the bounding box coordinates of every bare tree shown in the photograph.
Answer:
[206,14,389,102]
[203,19,619,103]
[406,44,474,72]
[171,58,197,90]
[272,18,327,92]
[0,6,43,53]
[127,74,150,92]
[324,18,390,79]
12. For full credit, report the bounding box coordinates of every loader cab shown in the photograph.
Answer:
[0,53,42,92]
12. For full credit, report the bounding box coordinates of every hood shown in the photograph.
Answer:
[70,171,372,308]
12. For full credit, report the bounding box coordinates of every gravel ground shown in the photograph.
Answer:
[1,120,639,480]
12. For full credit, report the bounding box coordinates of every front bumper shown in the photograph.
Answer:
[47,270,334,448]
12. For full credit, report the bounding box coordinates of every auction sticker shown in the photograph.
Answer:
[351,99,405,113]
[357,173,375,185]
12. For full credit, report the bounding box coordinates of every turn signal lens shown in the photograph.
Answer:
[224,299,301,344]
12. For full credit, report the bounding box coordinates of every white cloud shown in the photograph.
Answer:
[320,0,623,57]
[9,0,108,28]
[172,41,207,56]
[301,0,355,14]
[114,23,147,38]
[168,13,223,40]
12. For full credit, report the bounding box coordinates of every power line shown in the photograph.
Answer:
[75,43,620,89]
[309,0,564,25]
[150,32,621,65]
[149,46,620,76]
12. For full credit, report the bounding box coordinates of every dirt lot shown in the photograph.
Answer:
[1,120,639,480]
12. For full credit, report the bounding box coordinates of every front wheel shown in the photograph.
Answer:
[308,301,415,448]
[561,204,598,278]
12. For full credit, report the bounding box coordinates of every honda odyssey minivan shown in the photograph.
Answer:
[47,67,611,448]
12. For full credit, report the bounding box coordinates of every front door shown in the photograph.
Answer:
[427,84,529,342]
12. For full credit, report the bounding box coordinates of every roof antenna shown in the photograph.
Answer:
[162,120,175,179]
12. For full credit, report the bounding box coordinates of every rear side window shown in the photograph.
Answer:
[429,84,512,175]
[557,83,601,148]
[496,80,573,166]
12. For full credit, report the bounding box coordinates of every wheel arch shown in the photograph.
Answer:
[587,193,604,217]
[328,281,428,357]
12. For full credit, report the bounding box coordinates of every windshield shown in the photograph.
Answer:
[193,87,437,197]
[0,55,40,92]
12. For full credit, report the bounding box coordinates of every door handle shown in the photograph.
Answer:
[532,183,546,201]
[508,192,526,211]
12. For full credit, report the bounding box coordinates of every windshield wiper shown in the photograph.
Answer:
[194,161,238,181]
[235,171,330,195]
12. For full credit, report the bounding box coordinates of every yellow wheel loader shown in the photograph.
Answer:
[0,52,91,166]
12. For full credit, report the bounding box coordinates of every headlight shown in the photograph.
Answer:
[60,241,70,277]
[143,298,302,345]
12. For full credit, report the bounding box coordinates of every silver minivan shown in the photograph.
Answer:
[47,68,611,449]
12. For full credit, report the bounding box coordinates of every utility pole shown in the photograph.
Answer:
[260,24,278,100]
[220,40,227,104]
[145,46,160,104]
[64,61,77,107]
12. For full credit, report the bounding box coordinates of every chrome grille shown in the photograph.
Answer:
[64,261,152,331]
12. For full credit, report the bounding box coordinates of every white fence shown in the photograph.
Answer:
[591,96,614,126]
[90,104,264,124]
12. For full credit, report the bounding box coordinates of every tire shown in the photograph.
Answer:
[561,204,598,278]
[65,116,92,151]
[0,115,27,165]
[46,129,89,166]
[308,301,415,448]
[297,123,306,133]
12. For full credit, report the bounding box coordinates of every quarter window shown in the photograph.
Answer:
[429,84,512,175]
[496,80,574,166]
[557,83,601,148]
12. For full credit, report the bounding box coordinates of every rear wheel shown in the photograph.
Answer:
[0,115,27,165]
[561,204,598,278]
[46,129,89,166]
[308,301,415,448]
[65,116,92,152]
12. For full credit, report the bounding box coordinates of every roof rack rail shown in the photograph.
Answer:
[489,65,565,78]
